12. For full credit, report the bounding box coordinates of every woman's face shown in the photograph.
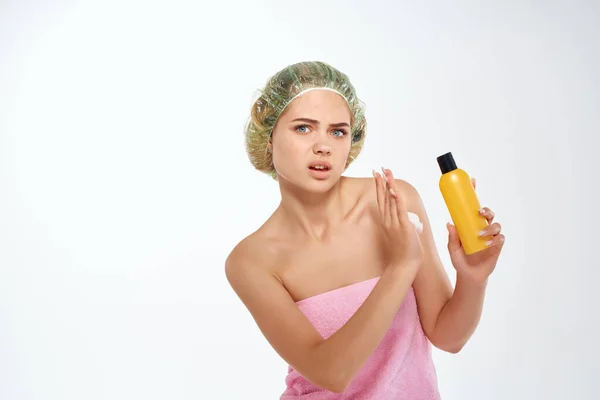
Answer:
[269,89,353,192]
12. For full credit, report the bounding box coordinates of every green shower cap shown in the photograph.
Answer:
[244,61,367,180]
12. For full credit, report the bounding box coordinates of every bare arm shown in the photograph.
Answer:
[226,171,423,393]
[400,179,494,353]
[226,247,418,393]
[430,273,488,352]
[398,180,455,351]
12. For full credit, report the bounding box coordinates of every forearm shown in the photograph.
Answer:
[431,272,488,353]
[313,264,418,391]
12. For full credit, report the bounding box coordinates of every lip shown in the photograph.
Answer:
[308,160,332,170]
[307,161,332,180]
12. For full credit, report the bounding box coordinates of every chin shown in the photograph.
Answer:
[279,169,339,193]
[305,180,335,193]
[301,174,340,193]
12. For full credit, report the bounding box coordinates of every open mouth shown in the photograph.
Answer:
[309,165,331,171]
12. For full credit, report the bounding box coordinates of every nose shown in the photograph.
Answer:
[312,139,332,155]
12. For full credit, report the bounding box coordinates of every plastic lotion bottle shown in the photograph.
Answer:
[437,152,489,255]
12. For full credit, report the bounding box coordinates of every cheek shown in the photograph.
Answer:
[272,139,302,167]
[338,141,352,159]
[277,135,306,155]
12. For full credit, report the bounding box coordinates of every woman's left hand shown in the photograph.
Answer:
[446,178,505,284]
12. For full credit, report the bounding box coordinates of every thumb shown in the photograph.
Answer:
[446,222,462,252]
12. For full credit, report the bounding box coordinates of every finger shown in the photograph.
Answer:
[478,207,495,223]
[387,182,402,229]
[379,168,390,224]
[388,186,399,228]
[383,169,398,225]
[471,177,477,190]
[485,233,505,248]
[384,179,394,226]
[446,222,462,252]
[478,222,502,238]
[381,169,390,221]
[384,168,409,224]
[373,170,385,217]
[382,167,395,213]
[379,172,390,224]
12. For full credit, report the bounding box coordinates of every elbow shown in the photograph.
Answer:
[440,342,465,354]
[311,371,351,394]
[328,376,352,394]
[444,344,464,354]
[322,377,351,394]
[430,336,465,354]
[330,384,350,394]
[299,345,355,393]
[308,366,353,394]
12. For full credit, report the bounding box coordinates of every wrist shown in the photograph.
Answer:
[456,270,489,289]
[388,260,420,276]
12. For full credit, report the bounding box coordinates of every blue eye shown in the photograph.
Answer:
[296,125,310,133]
[332,129,348,137]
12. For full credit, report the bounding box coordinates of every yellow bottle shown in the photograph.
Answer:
[437,152,489,255]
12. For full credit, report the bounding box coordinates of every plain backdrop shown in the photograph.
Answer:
[1,0,598,399]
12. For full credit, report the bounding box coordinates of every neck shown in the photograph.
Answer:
[276,177,347,241]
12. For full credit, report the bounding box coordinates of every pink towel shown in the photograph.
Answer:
[280,276,441,400]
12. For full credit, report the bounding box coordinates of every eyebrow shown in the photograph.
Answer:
[290,118,350,128]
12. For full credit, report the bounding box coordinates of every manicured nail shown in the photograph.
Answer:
[381,167,388,182]
[478,230,486,236]
[485,240,494,247]
[479,208,485,214]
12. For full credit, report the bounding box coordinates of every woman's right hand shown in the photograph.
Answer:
[373,168,424,271]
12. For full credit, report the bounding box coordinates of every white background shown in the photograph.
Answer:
[1,1,598,399]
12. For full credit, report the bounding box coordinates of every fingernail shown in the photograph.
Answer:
[478,230,486,236]
[485,240,494,247]
[479,208,485,214]
[389,188,395,196]
[372,169,377,177]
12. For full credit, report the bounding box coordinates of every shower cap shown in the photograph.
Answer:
[244,61,367,180]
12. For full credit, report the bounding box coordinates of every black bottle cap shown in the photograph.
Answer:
[437,152,457,174]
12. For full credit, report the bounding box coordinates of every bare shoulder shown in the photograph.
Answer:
[225,230,280,290]
[224,227,331,385]
[395,178,423,210]
[343,175,423,212]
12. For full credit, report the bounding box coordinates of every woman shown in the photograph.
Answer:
[226,61,505,399]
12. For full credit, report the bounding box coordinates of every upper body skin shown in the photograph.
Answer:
[226,89,504,393]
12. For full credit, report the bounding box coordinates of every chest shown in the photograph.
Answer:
[278,222,389,303]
